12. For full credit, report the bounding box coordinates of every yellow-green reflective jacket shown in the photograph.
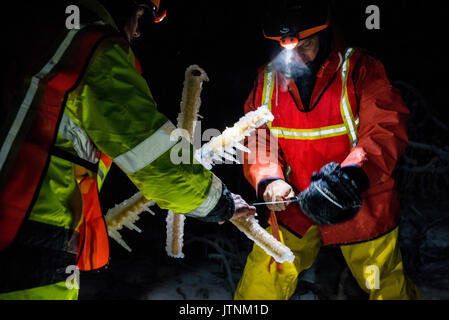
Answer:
[0,0,228,294]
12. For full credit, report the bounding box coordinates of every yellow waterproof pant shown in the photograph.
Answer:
[0,281,79,300]
[234,226,420,300]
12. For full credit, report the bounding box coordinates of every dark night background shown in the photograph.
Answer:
[2,0,449,300]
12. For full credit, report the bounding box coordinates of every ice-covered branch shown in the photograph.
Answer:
[166,65,210,259]
[105,192,156,252]
[166,211,186,258]
[195,105,274,169]
[231,216,295,264]
[176,64,209,142]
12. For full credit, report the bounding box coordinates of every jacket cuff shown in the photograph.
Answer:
[341,165,370,193]
[195,183,235,223]
[184,174,222,219]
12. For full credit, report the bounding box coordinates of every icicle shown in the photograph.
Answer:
[231,216,295,264]
[108,229,132,253]
[145,208,156,216]
[165,211,186,258]
[123,220,142,233]
[224,146,237,155]
[221,151,239,163]
[166,65,209,259]
[234,142,251,153]
[196,105,274,169]
[105,192,156,251]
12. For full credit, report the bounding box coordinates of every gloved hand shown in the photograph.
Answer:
[263,179,295,211]
[298,162,369,225]
[219,193,256,224]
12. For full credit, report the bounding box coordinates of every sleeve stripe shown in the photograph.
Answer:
[0,27,84,172]
[58,113,98,164]
[185,174,222,218]
[114,121,178,174]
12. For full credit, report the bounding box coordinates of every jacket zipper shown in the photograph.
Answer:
[288,71,339,113]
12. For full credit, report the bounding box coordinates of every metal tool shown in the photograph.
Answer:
[250,197,299,207]
[250,185,345,209]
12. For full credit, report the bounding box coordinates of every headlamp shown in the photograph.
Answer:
[280,36,299,50]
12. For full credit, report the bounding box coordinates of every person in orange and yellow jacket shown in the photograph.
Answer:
[0,0,255,300]
[234,0,420,300]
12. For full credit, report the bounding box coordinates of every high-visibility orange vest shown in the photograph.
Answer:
[0,23,123,271]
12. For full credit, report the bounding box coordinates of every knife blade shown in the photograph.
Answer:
[250,197,299,207]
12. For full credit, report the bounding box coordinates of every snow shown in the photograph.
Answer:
[79,201,449,300]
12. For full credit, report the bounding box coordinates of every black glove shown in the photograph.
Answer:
[298,162,370,225]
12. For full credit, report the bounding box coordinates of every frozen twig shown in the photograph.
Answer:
[105,192,156,252]
[166,65,209,259]
[231,215,295,264]
[165,211,186,258]
[176,64,209,141]
[195,105,274,169]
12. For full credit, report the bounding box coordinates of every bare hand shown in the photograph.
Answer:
[219,193,256,224]
[263,180,295,211]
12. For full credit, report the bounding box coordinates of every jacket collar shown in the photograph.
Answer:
[278,46,346,111]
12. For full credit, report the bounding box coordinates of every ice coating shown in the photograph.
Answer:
[165,211,186,259]
[231,215,295,264]
[176,64,209,141]
[105,192,156,252]
[196,105,274,169]
[166,65,209,258]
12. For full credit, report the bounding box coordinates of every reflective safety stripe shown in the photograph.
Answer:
[263,48,360,144]
[0,22,104,173]
[97,167,105,181]
[97,154,112,191]
[58,113,98,164]
[340,48,358,147]
[262,65,276,128]
[270,118,359,140]
[113,121,178,174]
[271,124,346,140]
[185,174,222,218]
[97,158,106,175]
[263,65,275,109]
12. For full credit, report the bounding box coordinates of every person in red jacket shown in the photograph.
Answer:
[234,0,421,300]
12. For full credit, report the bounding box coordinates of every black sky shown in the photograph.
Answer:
[139,0,449,122]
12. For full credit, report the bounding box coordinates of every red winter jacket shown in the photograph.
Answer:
[243,42,409,246]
